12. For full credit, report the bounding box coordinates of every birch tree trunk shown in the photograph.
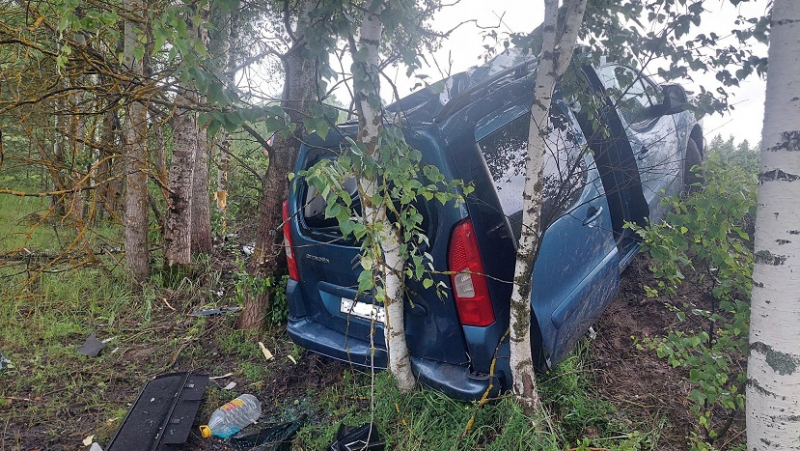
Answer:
[66,87,85,223]
[94,112,114,222]
[191,124,212,254]
[509,0,586,414]
[238,0,317,329]
[163,96,197,271]
[191,2,213,255]
[352,0,415,393]
[122,0,150,282]
[215,9,238,229]
[746,1,800,448]
[51,94,67,217]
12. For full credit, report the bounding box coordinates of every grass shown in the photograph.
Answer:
[0,177,668,451]
[291,346,664,451]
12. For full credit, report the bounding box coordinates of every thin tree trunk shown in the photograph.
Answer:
[123,0,150,282]
[94,111,115,222]
[66,87,85,223]
[238,1,317,330]
[352,0,415,393]
[191,3,213,255]
[52,96,68,217]
[509,0,586,415]
[746,1,800,448]
[215,9,238,232]
[191,125,212,254]
[153,117,168,198]
[163,95,197,272]
[98,111,124,221]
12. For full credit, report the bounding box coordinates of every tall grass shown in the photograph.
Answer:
[295,346,661,450]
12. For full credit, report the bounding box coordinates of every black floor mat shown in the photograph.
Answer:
[106,372,209,451]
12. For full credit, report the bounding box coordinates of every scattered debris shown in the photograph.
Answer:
[162,298,176,311]
[89,443,103,451]
[189,306,242,317]
[258,342,274,362]
[329,423,385,451]
[200,394,262,439]
[224,381,237,390]
[0,349,11,371]
[210,372,235,380]
[243,244,255,255]
[77,334,106,357]
[106,372,208,451]
[287,355,297,365]
[230,415,307,451]
[1,396,34,403]
[83,435,95,446]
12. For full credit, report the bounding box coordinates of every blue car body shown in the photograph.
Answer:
[284,51,704,400]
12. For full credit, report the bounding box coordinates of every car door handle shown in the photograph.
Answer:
[582,206,603,226]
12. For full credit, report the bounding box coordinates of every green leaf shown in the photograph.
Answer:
[206,119,221,138]
[358,270,374,292]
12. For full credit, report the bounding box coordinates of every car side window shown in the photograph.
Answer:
[598,65,658,128]
[476,109,588,225]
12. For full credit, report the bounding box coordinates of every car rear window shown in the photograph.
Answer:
[297,149,433,244]
[476,109,588,224]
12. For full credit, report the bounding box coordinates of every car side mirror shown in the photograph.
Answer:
[660,84,689,115]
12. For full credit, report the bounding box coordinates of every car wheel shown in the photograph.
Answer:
[683,138,703,193]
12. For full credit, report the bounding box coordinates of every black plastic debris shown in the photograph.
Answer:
[329,423,385,451]
[77,334,106,357]
[229,414,306,451]
[106,372,209,451]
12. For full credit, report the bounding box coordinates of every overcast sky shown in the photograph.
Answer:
[386,0,770,145]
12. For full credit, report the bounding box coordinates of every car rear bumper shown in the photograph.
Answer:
[286,316,501,401]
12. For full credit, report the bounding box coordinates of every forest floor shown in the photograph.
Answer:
[0,207,744,450]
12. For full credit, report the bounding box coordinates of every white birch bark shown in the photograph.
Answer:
[509,0,587,414]
[746,1,800,448]
[353,0,415,393]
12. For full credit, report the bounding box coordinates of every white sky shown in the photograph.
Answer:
[386,0,770,145]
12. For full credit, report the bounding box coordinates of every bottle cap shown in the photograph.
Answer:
[199,425,211,439]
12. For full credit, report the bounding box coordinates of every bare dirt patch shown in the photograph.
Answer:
[588,255,745,449]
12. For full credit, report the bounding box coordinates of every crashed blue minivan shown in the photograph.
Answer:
[282,50,704,400]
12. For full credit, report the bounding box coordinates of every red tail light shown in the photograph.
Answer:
[448,219,495,327]
[282,200,300,282]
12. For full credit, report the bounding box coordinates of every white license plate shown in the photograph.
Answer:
[340,297,385,324]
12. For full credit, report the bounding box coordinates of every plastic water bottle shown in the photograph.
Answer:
[199,394,262,439]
